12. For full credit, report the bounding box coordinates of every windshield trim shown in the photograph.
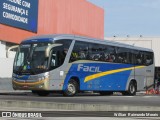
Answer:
[21,38,54,44]
[13,42,51,75]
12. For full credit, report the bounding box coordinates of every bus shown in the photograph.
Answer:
[12,34,154,96]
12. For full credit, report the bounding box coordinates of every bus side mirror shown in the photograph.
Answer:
[7,45,19,58]
[45,44,62,57]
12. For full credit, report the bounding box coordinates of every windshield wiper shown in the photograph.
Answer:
[17,63,24,73]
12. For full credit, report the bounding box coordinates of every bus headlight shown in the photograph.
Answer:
[38,75,49,81]
[39,84,44,88]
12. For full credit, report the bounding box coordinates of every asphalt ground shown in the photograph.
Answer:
[0,92,159,107]
[0,92,159,111]
[0,78,160,112]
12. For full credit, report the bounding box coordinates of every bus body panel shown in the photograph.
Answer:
[63,62,136,91]
[12,72,50,90]
[12,34,155,94]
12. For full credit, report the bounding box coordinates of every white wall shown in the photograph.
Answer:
[105,37,160,67]
[0,41,15,78]
[0,41,6,58]
[0,58,14,78]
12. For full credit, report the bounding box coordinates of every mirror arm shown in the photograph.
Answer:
[7,45,19,58]
[45,44,62,57]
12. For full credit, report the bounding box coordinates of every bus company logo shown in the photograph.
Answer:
[77,64,101,72]
[2,112,11,117]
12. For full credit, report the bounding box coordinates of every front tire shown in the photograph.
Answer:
[63,80,78,97]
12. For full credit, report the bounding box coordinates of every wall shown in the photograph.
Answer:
[0,58,14,78]
[0,41,16,77]
[0,0,104,44]
[0,41,6,58]
[0,0,104,78]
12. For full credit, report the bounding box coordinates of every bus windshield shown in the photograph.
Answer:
[13,42,51,75]
[13,39,72,75]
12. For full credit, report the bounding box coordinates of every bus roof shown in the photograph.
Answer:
[22,34,153,52]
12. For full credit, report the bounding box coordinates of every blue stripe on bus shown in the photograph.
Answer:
[63,63,134,91]
[14,75,30,80]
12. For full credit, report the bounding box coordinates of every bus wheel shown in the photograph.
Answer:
[63,80,78,97]
[37,91,50,96]
[99,91,113,96]
[122,81,136,96]
[128,81,136,95]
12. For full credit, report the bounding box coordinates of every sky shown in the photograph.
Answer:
[88,0,160,37]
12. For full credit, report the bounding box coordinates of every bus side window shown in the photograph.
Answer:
[50,50,63,69]
[89,44,98,61]
[146,55,151,65]
[104,46,116,62]
[89,44,106,61]
[135,52,143,65]
[116,48,128,64]
[144,52,153,65]
[69,41,89,62]
[70,51,78,62]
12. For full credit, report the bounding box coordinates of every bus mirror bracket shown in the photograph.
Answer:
[7,45,19,58]
[45,44,62,57]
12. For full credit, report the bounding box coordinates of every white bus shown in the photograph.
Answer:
[12,34,154,96]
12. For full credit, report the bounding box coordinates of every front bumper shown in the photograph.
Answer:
[12,78,49,90]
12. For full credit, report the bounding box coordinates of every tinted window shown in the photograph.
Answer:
[55,39,72,50]
[89,44,106,61]
[133,51,153,66]
[50,40,72,69]
[143,52,153,65]
[70,41,117,63]
[69,41,89,62]
[116,47,130,64]
[69,41,154,65]
[103,46,116,62]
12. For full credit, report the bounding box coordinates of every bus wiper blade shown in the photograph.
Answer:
[17,64,24,73]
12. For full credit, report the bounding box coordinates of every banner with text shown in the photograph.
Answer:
[0,0,38,32]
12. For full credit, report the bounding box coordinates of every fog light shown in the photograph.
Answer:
[39,84,44,88]
[39,85,43,88]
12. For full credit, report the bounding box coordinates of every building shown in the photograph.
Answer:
[105,36,160,76]
[0,0,104,77]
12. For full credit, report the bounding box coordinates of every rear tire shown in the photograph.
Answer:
[128,81,136,95]
[63,79,78,97]
[99,91,113,96]
[122,81,136,96]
